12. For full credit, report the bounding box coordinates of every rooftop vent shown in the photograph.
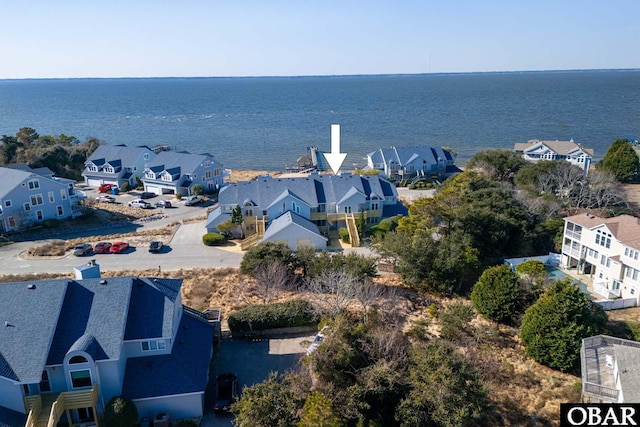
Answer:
[100,280,108,286]
[27,284,36,290]
[5,321,14,327]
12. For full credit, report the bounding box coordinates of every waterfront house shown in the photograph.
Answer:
[142,151,224,196]
[260,211,328,250]
[0,275,214,426]
[366,146,458,181]
[82,145,155,188]
[580,335,640,403]
[0,165,83,232]
[205,172,405,248]
[514,139,593,173]
[561,213,640,308]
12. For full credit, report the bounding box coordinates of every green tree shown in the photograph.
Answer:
[232,372,304,427]
[231,205,243,225]
[466,149,526,182]
[298,392,345,427]
[598,138,640,182]
[520,278,608,373]
[438,300,475,342]
[190,183,205,195]
[396,340,489,427]
[240,242,295,276]
[471,264,521,324]
[103,396,138,427]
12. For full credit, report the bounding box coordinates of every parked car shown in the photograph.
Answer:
[128,199,151,209]
[148,241,163,253]
[184,195,203,206]
[139,191,156,199]
[155,200,172,208]
[109,241,129,254]
[93,242,112,254]
[98,183,114,193]
[95,195,116,203]
[306,326,330,356]
[214,373,238,414]
[73,243,93,256]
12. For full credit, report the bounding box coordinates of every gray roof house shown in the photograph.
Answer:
[0,275,214,426]
[82,144,155,188]
[260,211,328,250]
[366,146,459,181]
[513,139,594,173]
[0,165,83,232]
[581,335,640,403]
[142,151,224,196]
[206,172,406,248]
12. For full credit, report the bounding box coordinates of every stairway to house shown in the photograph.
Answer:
[34,394,59,427]
[345,214,360,247]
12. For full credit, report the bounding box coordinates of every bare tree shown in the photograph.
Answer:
[305,269,358,317]
[252,260,294,304]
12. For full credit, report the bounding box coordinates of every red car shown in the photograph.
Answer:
[94,242,112,254]
[109,241,129,254]
[98,183,114,193]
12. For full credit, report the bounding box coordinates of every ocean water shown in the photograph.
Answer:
[1,70,639,171]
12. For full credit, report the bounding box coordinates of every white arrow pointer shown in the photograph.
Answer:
[323,124,347,174]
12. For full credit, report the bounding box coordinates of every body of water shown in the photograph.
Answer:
[1,70,639,170]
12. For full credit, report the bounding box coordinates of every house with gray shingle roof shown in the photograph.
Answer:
[366,146,458,181]
[82,144,155,188]
[0,276,214,426]
[0,165,83,232]
[206,172,406,248]
[142,151,224,196]
[260,211,328,250]
[514,139,594,173]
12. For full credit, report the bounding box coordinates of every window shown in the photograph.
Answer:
[36,210,43,221]
[144,153,150,160]
[205,170,211,179]
[141,340,166,351]
[28,180,40,190]
[60,189,67,200]
[595,230,612,248]
[30,195,43,206]
[69,355,88,364]
[4,200,11,207]
[48,191,54,203]
[344,206,352,213]
[57,205,64,216]
[632,287,637,296]
[39,370,51,392]
[70,370,92,388]
[24,203,31,212]
[204,160,210,167]
[8,217,16,228]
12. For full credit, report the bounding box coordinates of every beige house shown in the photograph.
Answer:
[514,139,593,173]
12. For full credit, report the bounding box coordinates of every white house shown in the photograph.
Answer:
[260,211,328,250]
[142,151,224,196]
[514,139,594,173]
[83,145,155,188]
[0,275,215,427]
[366,146,458,181]
[0,165,83,232]
[561,213,640,307]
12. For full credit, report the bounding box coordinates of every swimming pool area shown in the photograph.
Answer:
[545,265,591,295]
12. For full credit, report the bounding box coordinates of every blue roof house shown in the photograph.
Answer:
[0,276,214,427]
[206,172,405,248]
[83,145,155,188]
[142,151,224,196]
[0,166,83,232]
[366,146,458,181]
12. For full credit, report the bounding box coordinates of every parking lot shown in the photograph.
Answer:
[201,334,313,427]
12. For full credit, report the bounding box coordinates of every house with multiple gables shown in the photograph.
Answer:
[205,172,406,250]
[562,213,640,307]
[142,151,224,196]
[82,145,155,188]
[513,139,594,173]
[365,146,458,181]
[0,274,214,427]
[0,165,83,232]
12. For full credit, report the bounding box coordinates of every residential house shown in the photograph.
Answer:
[561,213,640,307]
[0,166,83,232]
[581,335,640,403]
[206,172,406,248]
[513,139,594,173]
[366,146,458,181]
[260,211,328,250]
[142,151,224,196]
[0,274,214,427]
[82,145,155,188]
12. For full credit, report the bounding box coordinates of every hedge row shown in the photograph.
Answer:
[228,299,319,333]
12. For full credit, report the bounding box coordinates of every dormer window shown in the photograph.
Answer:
[87,164,98,172]
[144,153,150,160]
[28,180,40,190]
[69,355,89,364]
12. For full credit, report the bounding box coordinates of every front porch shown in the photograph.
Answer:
[24,384,100,427]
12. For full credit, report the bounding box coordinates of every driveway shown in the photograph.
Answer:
[201,334,313,427]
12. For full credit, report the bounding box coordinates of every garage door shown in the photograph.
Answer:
[86,179,102,187]
[145,186,163,195]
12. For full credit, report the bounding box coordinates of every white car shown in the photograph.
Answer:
[184,195,203,206]
[95,195,115,203]
[128,199,151,209]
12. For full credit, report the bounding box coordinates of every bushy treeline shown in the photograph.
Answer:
[1,127,100,180]
[227,299,318,334]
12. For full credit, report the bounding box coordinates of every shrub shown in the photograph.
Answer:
[338,228,350,243]
[240,242,294,276]
[120,181,131,192]
[175,193,183,200]
[471,264,521,324]
[103,396,138,427]
[228,299,319,334]
[135,177,143,189]
[202,232,226,246]
[191,183,205,195]
[42,219,60,228]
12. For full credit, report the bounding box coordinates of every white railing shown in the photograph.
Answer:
[562,245,581,259]
[565,230,582,240]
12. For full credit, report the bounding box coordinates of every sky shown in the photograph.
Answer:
[1,0,638,79]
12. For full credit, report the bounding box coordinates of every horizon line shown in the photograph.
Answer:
[1,67,639,81]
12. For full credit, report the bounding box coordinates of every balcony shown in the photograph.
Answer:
[25,383,100,427]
